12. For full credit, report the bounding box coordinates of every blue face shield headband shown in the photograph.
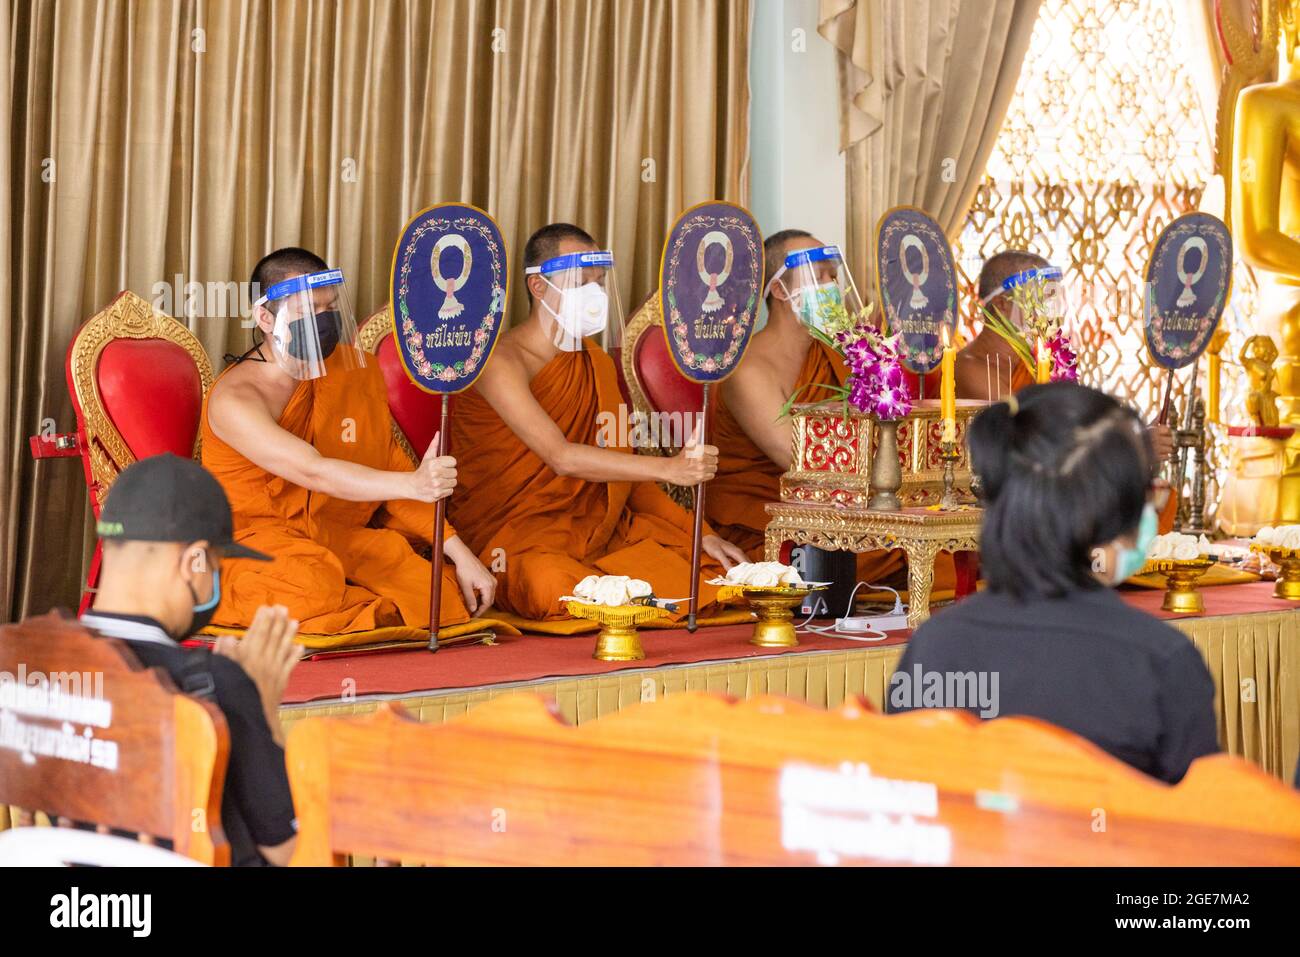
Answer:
[763,245,846,300]
[980,265,1064,306]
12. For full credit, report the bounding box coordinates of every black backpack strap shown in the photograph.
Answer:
[177,648,217,700]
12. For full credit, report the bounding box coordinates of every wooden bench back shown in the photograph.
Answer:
[286,692,1300,866]
[0,612,230,865]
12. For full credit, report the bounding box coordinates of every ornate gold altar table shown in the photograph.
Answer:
[763,502,981,628]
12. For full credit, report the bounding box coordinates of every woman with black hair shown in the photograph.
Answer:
[887,382,1218,784]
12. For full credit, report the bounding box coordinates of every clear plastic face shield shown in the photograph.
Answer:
[525,250,624,353]
[764,244,866,334]
[252,269,364,380]
[980,265,1065,331]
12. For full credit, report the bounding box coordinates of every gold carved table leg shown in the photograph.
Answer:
[902,540,940,630]
[764,525,786,563]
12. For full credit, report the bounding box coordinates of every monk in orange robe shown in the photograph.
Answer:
[711,229,923,587]
[448,223,749,622]
[202,247,497,634]
[968,250,1178,531]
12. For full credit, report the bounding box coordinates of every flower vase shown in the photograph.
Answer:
[869,418,903,511]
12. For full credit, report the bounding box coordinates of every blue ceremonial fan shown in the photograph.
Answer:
[658,200,763,385]
[390,202,509,395]
[875,206,958,375]
[1143,211,1232,372]
[657,200,763,632]
[387,201,509,650]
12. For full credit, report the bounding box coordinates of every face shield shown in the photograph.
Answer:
[980,265,1065,331]
[526,250,624,352]
[254,268,364,380]
[764,244,866,336]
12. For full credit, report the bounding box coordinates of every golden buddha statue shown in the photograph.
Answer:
[1225,0,1300,522]
[1243,335,1281,427]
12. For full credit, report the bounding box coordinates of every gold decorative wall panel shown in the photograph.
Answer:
[954,0,1258,522]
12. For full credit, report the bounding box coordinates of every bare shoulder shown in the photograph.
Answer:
[207,363,275,428]
[473,335,530,399]
[726,345,779,395]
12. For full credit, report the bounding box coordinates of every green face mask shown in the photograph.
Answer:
[796,283,844,332]
[1111,503,1158,585]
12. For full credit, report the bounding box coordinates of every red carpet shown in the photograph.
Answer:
[283,623,906,704]
[281,580,1295,705]
[1122,579,1289,619]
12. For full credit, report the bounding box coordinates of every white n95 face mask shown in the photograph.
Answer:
[548,280,609,341]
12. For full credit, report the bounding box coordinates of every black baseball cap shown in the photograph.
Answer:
[96,453,271,561]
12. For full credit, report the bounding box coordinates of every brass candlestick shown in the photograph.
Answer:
[565,601,670,661]
[939,439,960,510]
[1172,392,1210,535]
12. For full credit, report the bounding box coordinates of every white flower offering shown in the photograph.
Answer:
[562,574,654,607]
[1147,531,1204,562]
[715,561,806,588]
[1254,525,1300,552]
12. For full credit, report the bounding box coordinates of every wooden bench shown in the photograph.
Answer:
[286,692,1300,866]
[0,612,230,865]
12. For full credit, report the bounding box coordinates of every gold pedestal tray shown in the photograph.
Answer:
[763,503,981,629]
[1250,544,1300,601]
[718,584,814,649]
[565,601,670,661]
[1138,558,1216,614]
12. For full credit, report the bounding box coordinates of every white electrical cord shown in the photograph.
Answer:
[797,580,908,641]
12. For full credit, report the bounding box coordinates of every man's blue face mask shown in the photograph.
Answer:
[186,550,221,637]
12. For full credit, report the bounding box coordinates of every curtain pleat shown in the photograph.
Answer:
[1,0,752,620]
[818,0,1040,293]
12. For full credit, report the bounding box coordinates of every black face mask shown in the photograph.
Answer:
[285,310,341,360]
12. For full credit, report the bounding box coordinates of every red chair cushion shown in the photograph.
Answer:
[635,325,703,423]
[96,339,203,460]
[376,333,445,457]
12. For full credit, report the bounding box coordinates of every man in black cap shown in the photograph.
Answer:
[80,452,300,866]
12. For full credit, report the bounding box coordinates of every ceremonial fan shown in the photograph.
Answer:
[658,201,763,631]
[1144,211,1233,429]
[874,205,959,386]
[389,203,509,651]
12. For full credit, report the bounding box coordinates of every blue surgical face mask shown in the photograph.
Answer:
[186,561,222,637]
[1111,503,1158,585]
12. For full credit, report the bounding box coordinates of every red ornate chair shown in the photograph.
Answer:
[620,293,703,507]
[356,306,439,462]
[30,291,213,613]
[621,292,703,439]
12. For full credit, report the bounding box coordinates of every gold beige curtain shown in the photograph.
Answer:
[817,0,1040,291]
[1,0,752,621]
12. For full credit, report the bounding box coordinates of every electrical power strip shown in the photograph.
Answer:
[835,612,910,634]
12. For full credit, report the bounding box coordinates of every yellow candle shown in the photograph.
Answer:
[940,326,956,442]
[1035,337,1051,384]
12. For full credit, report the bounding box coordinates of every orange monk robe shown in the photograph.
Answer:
[711,340,958,592]
[448,342,724,622]
[200,357,472,634]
